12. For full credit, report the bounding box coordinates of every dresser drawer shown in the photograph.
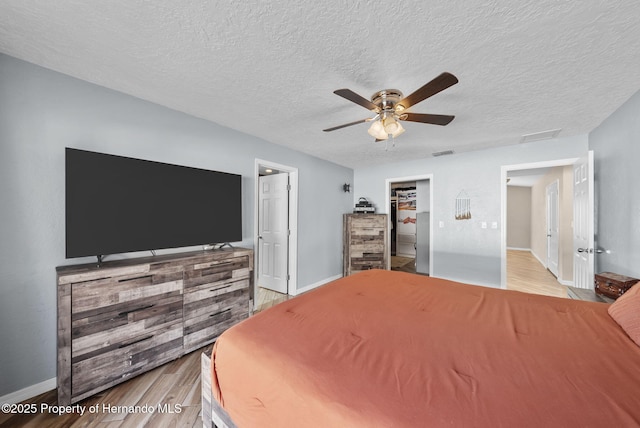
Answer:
[183,278,250,352]
[71,322,183,398]
[349,226,385,240]
[350,258,385,271]
[350,214,386,228]
[71,291,183,356]
[184,256,250,290]
[70,267,183,315]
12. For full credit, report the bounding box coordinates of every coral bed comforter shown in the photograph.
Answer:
[212,270,640,427]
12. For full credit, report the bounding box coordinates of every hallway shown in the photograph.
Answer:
[507,250,568,298]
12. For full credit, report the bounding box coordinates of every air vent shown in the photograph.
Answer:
[520,129,561,144]
[432,150,454,157]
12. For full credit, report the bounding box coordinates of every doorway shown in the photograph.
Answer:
[501,158,580,291]
[391,182,417,273]
[385,174,433,276]
[254,159,298,311]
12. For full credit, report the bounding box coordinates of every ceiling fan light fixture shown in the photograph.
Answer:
[368,120,387,140]
[324,72,458,140]
[382,115,399,134]
[391,122,405,138]
[368,115,405,140]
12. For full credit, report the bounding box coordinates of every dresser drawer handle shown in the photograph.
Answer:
[118,304,154,317]
[210,308,231,318]
[118,275,152,283]
[118,335,153,348]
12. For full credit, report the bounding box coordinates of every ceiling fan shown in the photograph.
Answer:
[323,72,458,141]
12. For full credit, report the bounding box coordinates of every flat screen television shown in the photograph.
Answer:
[65,148,242,259]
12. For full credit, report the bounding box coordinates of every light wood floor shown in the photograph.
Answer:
[391,256,416,274]
[507,249,568,298]
[255,286,290,312]
[0,346,207,428]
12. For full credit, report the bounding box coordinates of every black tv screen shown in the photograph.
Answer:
[65,148,242,259]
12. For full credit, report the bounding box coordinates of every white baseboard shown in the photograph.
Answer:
[530,250,547,269]
[519,249,573,286]
[0,377,56,404]
[434,274,501,289]
[507,247,531,252]
[291,274,342,296]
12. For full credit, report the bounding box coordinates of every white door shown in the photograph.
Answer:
[546,180,560,277]
[573,152,594,289]
[258,173,289,293]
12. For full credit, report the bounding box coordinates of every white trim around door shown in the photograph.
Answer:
[385,174,434,277]
[546,179,560,278]
[254,159,298,307]
[500,157,578,290]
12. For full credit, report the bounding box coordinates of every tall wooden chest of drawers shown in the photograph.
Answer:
[57,248,252,405]
[343,214,388,276]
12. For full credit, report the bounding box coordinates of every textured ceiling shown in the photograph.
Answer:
[1,1,639,168]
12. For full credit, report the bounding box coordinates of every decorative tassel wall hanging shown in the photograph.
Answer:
[455,190,471,220]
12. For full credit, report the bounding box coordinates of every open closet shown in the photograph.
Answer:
[390,180,430,275]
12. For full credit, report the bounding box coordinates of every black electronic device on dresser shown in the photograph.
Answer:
[65,148,242,260]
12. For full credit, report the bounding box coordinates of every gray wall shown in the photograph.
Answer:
[590,89,640,278]
[0,54,353,396]
[354,135,588,287]
[506,186,532,249]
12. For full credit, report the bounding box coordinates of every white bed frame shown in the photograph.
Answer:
[201,348,237,428]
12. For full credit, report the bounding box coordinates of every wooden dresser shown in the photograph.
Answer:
[343,214,388,276]
[57,247,252,405]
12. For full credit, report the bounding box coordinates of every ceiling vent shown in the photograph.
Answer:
[520,129,562,144]
[432,150,454,157]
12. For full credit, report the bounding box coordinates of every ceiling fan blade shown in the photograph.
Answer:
[396,72,458,110]
[400,113,455,126]
[334,89,380,112]
[323,118,370,132]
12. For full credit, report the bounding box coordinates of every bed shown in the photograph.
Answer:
[202,269,640,427]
